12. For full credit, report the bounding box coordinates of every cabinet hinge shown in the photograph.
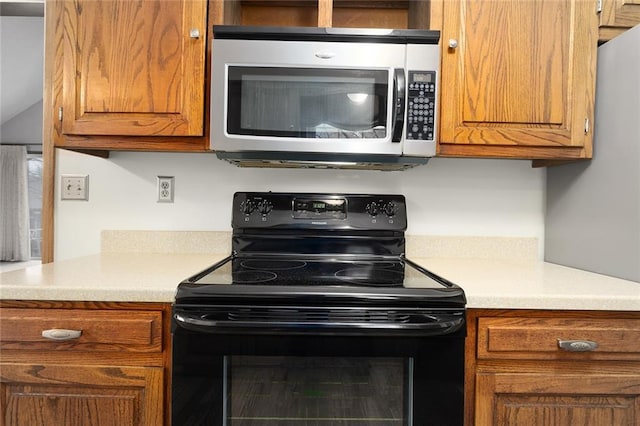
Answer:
[596,0,602,13]
[585,118,590,134]
[58,107,63,121]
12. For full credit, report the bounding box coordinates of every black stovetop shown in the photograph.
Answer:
[176,254,466,309]
[190,256,446,288]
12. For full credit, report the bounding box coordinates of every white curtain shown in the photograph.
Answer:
[0,145,31,261]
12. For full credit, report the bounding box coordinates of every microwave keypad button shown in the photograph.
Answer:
[406,70,437,141]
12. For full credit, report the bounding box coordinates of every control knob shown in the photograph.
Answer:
[383,202,396,217]
[365,201,380,217]
[240,199,255,215]
[257,200,273,215]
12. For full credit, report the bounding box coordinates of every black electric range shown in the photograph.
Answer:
[172,193,467,426]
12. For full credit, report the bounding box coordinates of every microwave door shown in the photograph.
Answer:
[220,66,401,155]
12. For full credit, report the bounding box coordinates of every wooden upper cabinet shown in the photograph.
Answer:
[438,0,599,160]
[61,0,207,137]
[599,0,640,42]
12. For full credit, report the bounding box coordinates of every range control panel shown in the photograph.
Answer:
[233,192,407,231]
[406,71,436,141]
[292,198,347,220]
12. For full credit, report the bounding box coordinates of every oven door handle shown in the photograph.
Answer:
[174,311,464,336]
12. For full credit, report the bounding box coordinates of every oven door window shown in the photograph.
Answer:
[227,67,390,139]
[225,356,410,425]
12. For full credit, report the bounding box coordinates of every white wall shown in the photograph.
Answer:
[0,16,44,126]
[0,100,43,143]
[55,149,546,260]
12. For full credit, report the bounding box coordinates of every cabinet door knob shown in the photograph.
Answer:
[558,339,598,352]
[189,29,201,39]
[448,39,459,49]
[42,328,82,341]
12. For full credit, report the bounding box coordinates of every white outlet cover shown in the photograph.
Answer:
[157,176,175,203]
[61,174,89,200]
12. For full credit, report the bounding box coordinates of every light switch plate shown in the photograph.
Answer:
[61,174,89,200]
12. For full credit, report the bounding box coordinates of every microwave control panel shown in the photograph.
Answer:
[406,71,436,141]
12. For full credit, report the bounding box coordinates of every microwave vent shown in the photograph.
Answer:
[215,151,429,172]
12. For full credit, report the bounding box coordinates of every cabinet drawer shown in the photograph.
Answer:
[0,308,162,353]
[477,317,640,361]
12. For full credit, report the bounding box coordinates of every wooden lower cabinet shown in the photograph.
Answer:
[475,369,640,425]
[0,301,170,426]
[1,364,162,426]
[467,309,640,426]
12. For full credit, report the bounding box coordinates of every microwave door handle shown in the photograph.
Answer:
[391,68,406,143]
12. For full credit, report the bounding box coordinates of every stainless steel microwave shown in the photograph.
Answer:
[211,26,441,171]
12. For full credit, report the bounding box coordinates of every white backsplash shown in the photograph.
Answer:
[101,230,538,260]
[101,230,231,255]
[56,150,545,260]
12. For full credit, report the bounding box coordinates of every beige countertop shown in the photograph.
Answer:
[1,253,638,311]
[0,253,223,303]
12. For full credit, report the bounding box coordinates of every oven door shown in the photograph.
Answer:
[211,39,407,156]
[171,313,465,426]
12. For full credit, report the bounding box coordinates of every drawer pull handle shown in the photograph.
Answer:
[558,339,598,352]
[42,329,82,341]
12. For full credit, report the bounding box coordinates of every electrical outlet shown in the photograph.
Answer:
[61,174,89,200]
[157,176,175,203]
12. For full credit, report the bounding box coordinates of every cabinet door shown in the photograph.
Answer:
[1,363,162,426]
[62,0,207,137]
[475,371,640,425]
[439,0,599,159]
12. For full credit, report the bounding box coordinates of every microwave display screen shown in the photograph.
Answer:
[227,67,389,139]
[412,73,433,83]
